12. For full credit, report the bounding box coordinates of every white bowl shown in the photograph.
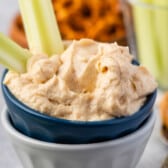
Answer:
[1,107,155,168]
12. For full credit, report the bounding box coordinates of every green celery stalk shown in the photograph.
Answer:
[153,0,168,88]
[132,3,162,79]
[153,0,168,7]
[0,33,31,73]
[18,0,64,56]
[141,0,153,4]
[133,0,168,89]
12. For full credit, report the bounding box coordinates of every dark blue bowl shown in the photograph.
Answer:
[1,69,157,144]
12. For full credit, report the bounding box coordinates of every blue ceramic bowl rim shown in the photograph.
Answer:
[1,69,157,126]
[1,107,156,149]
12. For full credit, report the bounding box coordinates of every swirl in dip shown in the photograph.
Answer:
[4,39,157,121]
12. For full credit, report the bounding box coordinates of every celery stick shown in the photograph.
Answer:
[132,3,161,79]
[153,0,168,88]
[0,33,31,73]
[153,0,168,7]
[141,0,153,4]
[18,0,64,56]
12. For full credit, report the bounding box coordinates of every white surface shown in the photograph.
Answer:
[0,1,167,168]
[0,1,22,168]
[1,107,155,168]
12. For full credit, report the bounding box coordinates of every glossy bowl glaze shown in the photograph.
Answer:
[1,108,156,168]
[1,70,157,144]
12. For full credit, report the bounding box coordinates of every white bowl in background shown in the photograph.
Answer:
[1,107,155,168]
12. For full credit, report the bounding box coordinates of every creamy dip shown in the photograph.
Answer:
[4,39,157,121]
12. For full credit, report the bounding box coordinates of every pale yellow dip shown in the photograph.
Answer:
[4,39,157,121]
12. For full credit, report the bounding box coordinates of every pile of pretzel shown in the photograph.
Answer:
[53,0,126,42]
[10,0,126,48]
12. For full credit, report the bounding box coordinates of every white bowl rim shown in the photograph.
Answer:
[1,107,155,151]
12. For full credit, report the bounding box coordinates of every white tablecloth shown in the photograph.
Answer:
[0,1,167,167]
